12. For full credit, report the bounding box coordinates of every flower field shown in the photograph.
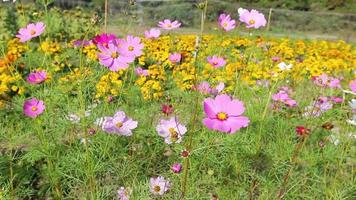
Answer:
[1,1,356,200]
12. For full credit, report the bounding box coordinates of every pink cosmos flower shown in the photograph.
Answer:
[330,96,343,103]
[118,35,144,57]
[144,28,161,39]
[134,67,149,76]
[203,94,249,134]
[72,39,92,48]
[27,70,47,84]
[218,13,236,31]
[150,176,171,196]
[158,19,181,30]
[239,9,266,29]
[16,22,45,43]
[171,163,182,173]
[349,80,356,93]
[272,89,297,108]
[207,56,226,68]
[92,33,117,47]
[312,73,341,89]
[303,97,333,117]
[23,98,45,118]
[168,53,181,64]
[194,81,225,95]
[271,56,280,62]
[102,110,138,136]
[97,41,134,71]
[117,187,129,200]
[238,8,248,16]
[156,116,187,144]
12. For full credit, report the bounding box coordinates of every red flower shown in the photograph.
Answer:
[161,104,174,115]
[295,126,310,137]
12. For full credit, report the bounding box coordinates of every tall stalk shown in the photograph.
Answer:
[180,1,208,199]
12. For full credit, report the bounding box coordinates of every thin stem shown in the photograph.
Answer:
[266,8,273,31]
[104,0,108,33]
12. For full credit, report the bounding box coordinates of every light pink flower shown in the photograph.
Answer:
[16,22,45,43]
[349,80,356,93]
[118,35,144,57]
[117,187,129,200]
[312,73,341,89]
[218,13,236,31]
[238,8,248,16]
[272,89,297,108]
[144,28,161,39]
[156,116,187,144]
[195,81,212,95]
[27,70,47,84]
[23,98,45,118]
[303,97,333,117]
[158,19,181,30]
[102,110,138,136]
[97,41,134,71]
[134,67,149,76]
[150,176,171,196]
[169,53,181,63]
[171,163,182,173]
[207,56,226,68]
[239,9,266,29]
[203,94,249,133]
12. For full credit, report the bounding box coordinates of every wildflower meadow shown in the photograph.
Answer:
[0,0,355,199]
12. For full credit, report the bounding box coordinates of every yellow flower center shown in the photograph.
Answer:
[116,122,123,128]
[31,106,38,111]
[249,19,255,25]
[128,46,134,51]
[30,30,36,35]
[167,24,172,28]
[217,112,228,121]
[111,52,118,58]
[213,61,218,65]
[154,185,161,192]
[169,127,178,141]
[223,22,228,27]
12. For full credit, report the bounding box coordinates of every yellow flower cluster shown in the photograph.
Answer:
[132,35,355,99]
[0,39,27,108]
[59,68,92,92]
[83,44,98,61]
[95,71,125,99]
[39,40,61,55]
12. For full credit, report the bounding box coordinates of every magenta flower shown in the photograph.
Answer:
[16,22,45,43]
[330,96,343,103]
[171,163,182,173]
[102,110,138,136]
[158,19,181,30]
[349,80,356,93]
[203,94,249,133]
[272,88,297,108]
[156,116,187,144]
[207,55,226,68]
[239,9,266,29]
[97,41,134,71]
[312,73,341,89]
[144,28,161,39]
[118,35,144,57]
[117,187,130,200]
[27,70,47,84]
[218,13,236,31]
[23,98,45,118]
[134,67,149,76]
[92,33,117,47]
[150,176,171,196]
[168,53,181,64]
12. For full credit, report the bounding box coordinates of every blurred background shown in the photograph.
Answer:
[1,0,356,41]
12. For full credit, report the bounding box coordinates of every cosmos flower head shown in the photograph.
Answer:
[144,28,161,39]
[117,187,130,200]
[272,89,297,108]
[207,55,226,68]
[171,163,182,173]
[23,98,45,118]
[168,53,181,64]
[295,126,310,137]
[101,110,138,136]
[203,94,249,134]
[303,97,333,117]
[193,81,225,95]
[118,35,144,57]
[27,70,47,84]
[158,19,181,30]
[134,67,149,77]
[150,176,171,196]
[278,62,293,71]
[16,22,46,43]
[156,116,187,144]
[349,80,356,93]
[72,39,92,48]
[92,33,117,47]
[218,13,236,31]
[312,73,341,89]
[97,40,135,71]
[239,9,266,29]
